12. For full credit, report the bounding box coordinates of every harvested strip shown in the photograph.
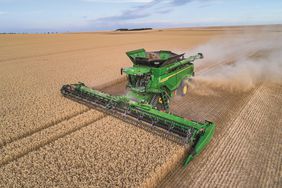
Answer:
[0,109,104,167]
[0,116,185,187]
[160,83,282,187]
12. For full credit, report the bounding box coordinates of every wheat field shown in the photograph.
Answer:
[0,26,281,187]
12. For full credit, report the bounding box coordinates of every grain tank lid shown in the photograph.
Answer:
[126,48,184,67]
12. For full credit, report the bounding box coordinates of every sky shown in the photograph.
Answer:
[0,0,282,33]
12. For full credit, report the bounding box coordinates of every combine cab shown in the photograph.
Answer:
[124,49,200,111]
[61,49,215,166]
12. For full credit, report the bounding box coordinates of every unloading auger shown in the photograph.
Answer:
[61,49,215,166]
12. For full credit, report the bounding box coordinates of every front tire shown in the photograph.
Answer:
[150,95,169,111]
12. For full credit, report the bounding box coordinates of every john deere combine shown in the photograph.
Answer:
[61,49,215,166]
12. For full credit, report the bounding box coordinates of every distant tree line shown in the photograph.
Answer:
[115,28,153,31]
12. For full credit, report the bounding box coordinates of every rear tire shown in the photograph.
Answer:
[182,84,188,96]
[177,79,191,96]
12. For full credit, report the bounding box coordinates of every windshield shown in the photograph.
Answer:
[128,74,151,88]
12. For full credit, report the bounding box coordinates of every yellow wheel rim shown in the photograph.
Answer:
[183,85,188,95]
[158,97,163,104]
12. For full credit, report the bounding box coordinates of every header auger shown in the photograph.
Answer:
[61,49,215,167]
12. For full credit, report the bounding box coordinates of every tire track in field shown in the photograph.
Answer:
[0,115,185,188]
[0,110,107,168]
[0,78,129,167]
[0,108,89,148]
[0,78,128,149]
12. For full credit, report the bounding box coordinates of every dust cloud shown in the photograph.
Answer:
[186,31,282,94]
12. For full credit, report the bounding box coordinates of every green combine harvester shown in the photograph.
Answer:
[61,49,215,166]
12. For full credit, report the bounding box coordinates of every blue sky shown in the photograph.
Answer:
[0,0,282,32]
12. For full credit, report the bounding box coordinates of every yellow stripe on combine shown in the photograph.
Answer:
[160,67,190,83]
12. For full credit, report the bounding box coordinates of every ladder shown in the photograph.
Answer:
[160,92,170,112]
